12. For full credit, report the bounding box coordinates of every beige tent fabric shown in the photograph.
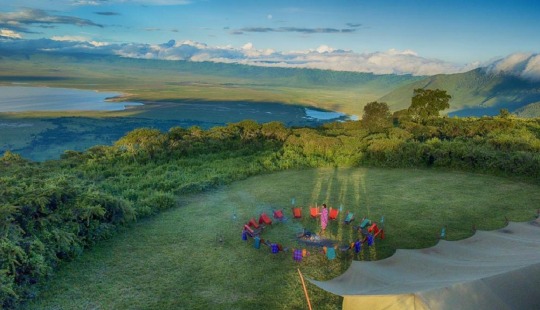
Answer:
[342,294,429,310]
[308,221,540,310]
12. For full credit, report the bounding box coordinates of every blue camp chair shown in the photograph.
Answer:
[360,218,371,228]
[354,240,362,253]
[367,234,374,246]
[326,247,336,260]
[344,212,354,224]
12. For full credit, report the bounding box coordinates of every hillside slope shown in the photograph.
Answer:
[514,101,540,118]
[378,68,540,117]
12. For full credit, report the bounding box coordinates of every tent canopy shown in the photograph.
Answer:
[308,220,540,310]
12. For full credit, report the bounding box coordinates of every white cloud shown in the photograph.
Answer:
[486,52,540,81]
[315,45,335,53]
[72,0,104,5]
[89,40,109,47]
[387,48,418,56]
[487,53,532,72]
[522,55,540,81]
[0,29,22,39]
[51,35,89,41]
[176,40,207,49]
[0,8,103,35]
[50,35,108,47]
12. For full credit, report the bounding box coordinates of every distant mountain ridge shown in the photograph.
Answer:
[0,50,421,88]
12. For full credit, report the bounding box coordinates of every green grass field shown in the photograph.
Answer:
[25,168,540,310]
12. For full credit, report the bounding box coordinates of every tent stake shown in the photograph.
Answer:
[297,268,313,310]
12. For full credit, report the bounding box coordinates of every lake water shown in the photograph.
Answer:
[0,86,350,121]
[0,86,141,112]
[304,108,346,120]
[0,86,352,161]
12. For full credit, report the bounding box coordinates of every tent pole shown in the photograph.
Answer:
[297,268,313,310]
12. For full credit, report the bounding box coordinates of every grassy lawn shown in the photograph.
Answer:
[25,168,540,309]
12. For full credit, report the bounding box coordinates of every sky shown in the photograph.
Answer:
[1,0,540,76]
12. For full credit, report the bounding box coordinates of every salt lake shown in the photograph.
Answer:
[0,86,141,112]
[0,86,349,122]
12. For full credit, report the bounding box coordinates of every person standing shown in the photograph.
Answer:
[320,203,329,232]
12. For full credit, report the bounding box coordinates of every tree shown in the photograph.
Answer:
[498,108,511,119]
[115,128,164,160]
[407,89,451,122]
[234,120,261,141]
[261,121,290,141]
[362,101,392,133]
[1,151,26,166]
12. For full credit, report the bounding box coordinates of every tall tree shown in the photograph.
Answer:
[362,101,392,132]
[407,88,451,122]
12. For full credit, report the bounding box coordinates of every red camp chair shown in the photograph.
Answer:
[259,212,272,226]
[273,209,284,220]
[368,223,385,239]
[329,208,339,220]
[248,218,260,229]
[292,207,302,219]
[310,207,320,218]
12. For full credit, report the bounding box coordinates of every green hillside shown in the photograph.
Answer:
[515,101,540,118]
[378,68,540,117]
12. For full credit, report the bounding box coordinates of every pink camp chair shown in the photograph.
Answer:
[243,224,261,237]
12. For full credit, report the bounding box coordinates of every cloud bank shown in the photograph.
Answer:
[0,29,22,39]
[0,38,480,76]
[0,8,103,35]
[112,40,477,76]
[486,53,540,81]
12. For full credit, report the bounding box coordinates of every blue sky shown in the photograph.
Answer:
[1,0,539,76]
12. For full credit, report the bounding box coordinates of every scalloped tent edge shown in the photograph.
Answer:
[307,219,540,310]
